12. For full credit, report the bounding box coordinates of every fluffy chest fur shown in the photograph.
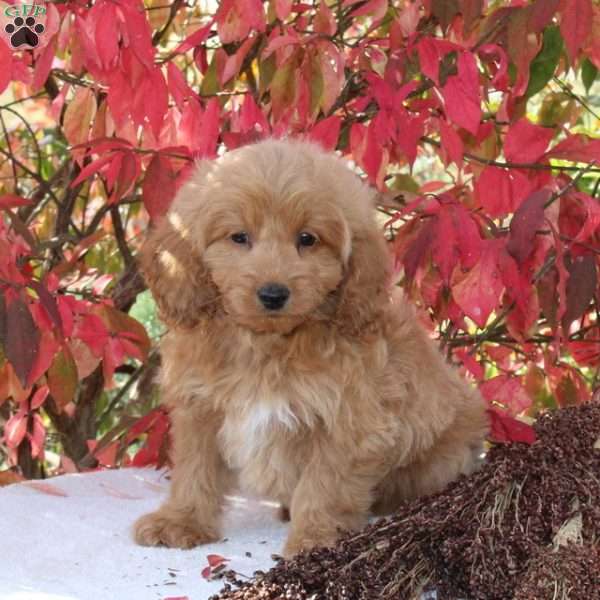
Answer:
[218,396,302,471]
[216,374,340,501]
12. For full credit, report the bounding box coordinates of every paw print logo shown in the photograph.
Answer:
[5,15,44,48]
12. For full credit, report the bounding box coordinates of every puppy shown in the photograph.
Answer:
[133,139,488,556]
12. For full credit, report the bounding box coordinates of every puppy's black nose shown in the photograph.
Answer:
[257,283,290,311]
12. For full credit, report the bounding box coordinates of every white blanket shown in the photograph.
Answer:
[0,468,287,600]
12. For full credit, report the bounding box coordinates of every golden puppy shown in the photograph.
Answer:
[133,139,488,556]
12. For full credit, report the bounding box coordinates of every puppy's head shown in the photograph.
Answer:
[140,139,390,334]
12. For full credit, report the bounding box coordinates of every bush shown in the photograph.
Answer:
[0,0,598,478]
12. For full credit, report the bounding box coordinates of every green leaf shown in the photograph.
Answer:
[526,26,563,98]
[269,55,298,120]
[259,53,277,95]
[48,346,78,409]
[392,174,420,194]
[200,53,220,97]
[581,58,598,93]
[308,52,324,117]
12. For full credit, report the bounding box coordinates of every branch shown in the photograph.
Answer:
[152,0,185,46]
[421,136,600,173]
[110,205,134,269]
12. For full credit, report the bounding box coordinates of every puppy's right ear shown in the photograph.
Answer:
[139,215,218,329]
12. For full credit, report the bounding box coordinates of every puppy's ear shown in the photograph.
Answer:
[139,216,218,329]
[335,226,390,337]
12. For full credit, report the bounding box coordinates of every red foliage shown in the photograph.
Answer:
[1,0,599,473]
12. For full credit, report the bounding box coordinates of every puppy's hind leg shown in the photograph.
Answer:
[372,419,487,515]
[133,406,229,549]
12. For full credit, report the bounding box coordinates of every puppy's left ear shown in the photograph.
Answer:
[335,226,390,336]
[139,215,219,329]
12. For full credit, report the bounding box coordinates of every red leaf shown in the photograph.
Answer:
[207,554,229,567]
[477,44,509,90]
[30,385,50,410]
[452,239,504,328]
[6,297,40,388]
[105,152,123,193]
[497,248,529,314]
[417,37,456,86]
[118,1,155,69]
[568,340,600,367]
[195,98,220,159]
[94,1,120,69]
[480,375,532,415]
[73,313,110,357]
[179,98,204,150]
[71,154,114,188]
[432,203,482,283]
[131,412,170,467]
[143,153,178,221]
[402,219,436,281]
[550,225,569,326]
[439,119,463,167]
[454,348,484,380]
[349,0,388,20]
[174,22,213,54]
[308,116,341,152]
[201,566,212,580]
[0,39,12,95]
[221,36,256,84]
[504,119,554,164]
[487,409,536,445]
[143,67,169,139]
[167,62,195,109]
[442,52,481,135]
[32,38,57,91]
[68,338,101,379]
[28,413,46,459]
[546,134,600,163]
[553,366,590,406]
[263,32,302,62]
[431,208,459,284]
[111,151,141,203]
[563,254,597,329]
[63,87,97,153]
[29,281,63,334]
[27,331,60,387]
[4,411,28,449]
[559,191,600,245]
[0,195,34,210]
[506,189,550,264]
[560,0,593,61]
[127,408,169,441]
[474,166,536,217]
[529,0,560,32]
[216,0,265,44]
[275,0,293,20]
[95,304,151,361]
[314,1,336,35]
[239,94,269,134]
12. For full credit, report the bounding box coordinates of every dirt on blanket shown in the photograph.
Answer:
[211,402,600,600]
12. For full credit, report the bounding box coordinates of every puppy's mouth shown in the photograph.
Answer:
[230,310,306,335]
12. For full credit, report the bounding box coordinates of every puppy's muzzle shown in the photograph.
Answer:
[257,283,290,311]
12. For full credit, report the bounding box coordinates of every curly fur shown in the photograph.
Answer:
[133,139,489,556]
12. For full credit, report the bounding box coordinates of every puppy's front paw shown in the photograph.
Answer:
[133,510,219,549]
[283,530,338,557]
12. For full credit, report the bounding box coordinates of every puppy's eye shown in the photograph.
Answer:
[230,231,250,245]
[297,232,317,248]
